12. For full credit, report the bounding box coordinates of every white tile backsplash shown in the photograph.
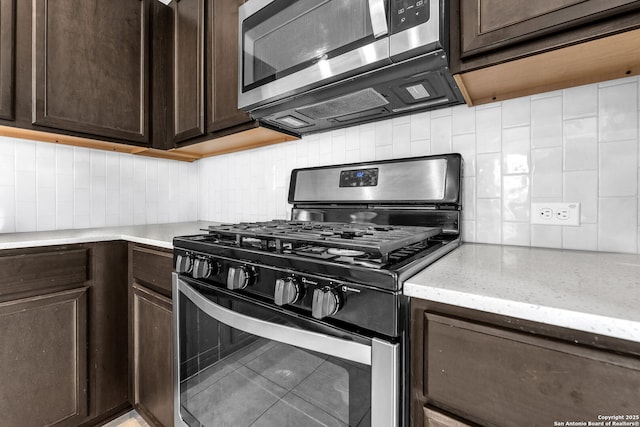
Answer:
[563,117,598,171]
[2,76,640,255]
[599,81,638,142]
[430,115,453,154]
[502,97,531,128]
[476,198,502,244]
[476,106,502,153]
[598,197,638,253]
[531,224,563,249]
[194,76,640,255]
[452,133,476,176]
[531,147,563,198]
[563,171,598,223]
[502,175,530,222]
[502,222,530,247]
[563,223,598,251]
[563,84,598,119]
[452,104,476,135]
[0,138,198,233]
[502,127,530,174]
[599,140,638,197]
[531,96,562,148]
[477,153,502,198]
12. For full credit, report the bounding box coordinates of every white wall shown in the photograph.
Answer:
[198,76,640,254]
[0,140,198,233]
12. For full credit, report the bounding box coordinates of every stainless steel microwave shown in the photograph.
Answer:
[237,0,464,135]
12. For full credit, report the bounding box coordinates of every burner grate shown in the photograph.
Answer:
[205,220,442,263]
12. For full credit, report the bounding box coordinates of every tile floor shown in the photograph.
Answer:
[102,339,371,426]
[101,410,150,427]
[181,338,371,427]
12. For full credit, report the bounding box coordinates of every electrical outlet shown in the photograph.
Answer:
[531,202,580,226]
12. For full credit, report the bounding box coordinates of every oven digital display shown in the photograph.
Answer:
[339,168,379,187]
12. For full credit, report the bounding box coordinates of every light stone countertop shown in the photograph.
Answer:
[404,243,640,343]
[0,221,218,250]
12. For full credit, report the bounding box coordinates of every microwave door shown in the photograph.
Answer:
[238,0,393,111]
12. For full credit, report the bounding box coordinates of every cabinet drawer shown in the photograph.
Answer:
[0,248,88,298]
[424,313,640,426]
[131,246,173,296]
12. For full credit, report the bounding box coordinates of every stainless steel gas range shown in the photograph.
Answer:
[172,154,462,427]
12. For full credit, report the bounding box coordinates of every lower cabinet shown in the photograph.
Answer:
[411,300,640,427]
[129,244,175,427]
[0,242,129,427]
[0,287,88,427]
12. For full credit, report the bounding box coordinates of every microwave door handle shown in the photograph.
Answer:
[177,278,372,365]
[368,0,389,38]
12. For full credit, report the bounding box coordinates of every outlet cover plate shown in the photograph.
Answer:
[531,202,580,226]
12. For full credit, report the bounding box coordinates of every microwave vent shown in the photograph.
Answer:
[296,88,389,120]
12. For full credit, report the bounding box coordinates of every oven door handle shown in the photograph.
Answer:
[177,278,373,365]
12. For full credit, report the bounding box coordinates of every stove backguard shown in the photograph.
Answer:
[289,154,462,207]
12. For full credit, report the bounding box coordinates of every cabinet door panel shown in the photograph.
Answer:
[88,242,129,418]
[32,0,148,143]
[133,283,173,427]
[423,313,640,426]
[461,0,640,57]
[207,0,251,132]
[0,287,88,427]
[173,0,205,143]
[0,0,15,120]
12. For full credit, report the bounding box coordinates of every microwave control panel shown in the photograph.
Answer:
[390,0,430,34]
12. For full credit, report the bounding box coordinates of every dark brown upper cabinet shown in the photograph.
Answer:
[32,0,149,145]
[459,0,640,60]
[173,0,205,143]
[206,0,251,133]
[171,0,252,146]
[0,0,15,121]
[451,0,640,106]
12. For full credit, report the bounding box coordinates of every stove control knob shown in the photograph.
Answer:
[175,254,193,274]
[192,258,219,279]
[274,277,300,306]
[312,287,342,319]
[227,266,255,290]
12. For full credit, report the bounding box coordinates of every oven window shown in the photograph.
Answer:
[178,288,372,426]
[242,0,376,92]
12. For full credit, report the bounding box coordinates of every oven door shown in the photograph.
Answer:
[173,274,399,427]
[238,0,392,111]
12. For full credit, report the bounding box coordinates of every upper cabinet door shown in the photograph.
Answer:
[173,0,205,143]
[32,0,149,144]
[206,0,251,133]
[460,0,640,58]
[0,0,15,120]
